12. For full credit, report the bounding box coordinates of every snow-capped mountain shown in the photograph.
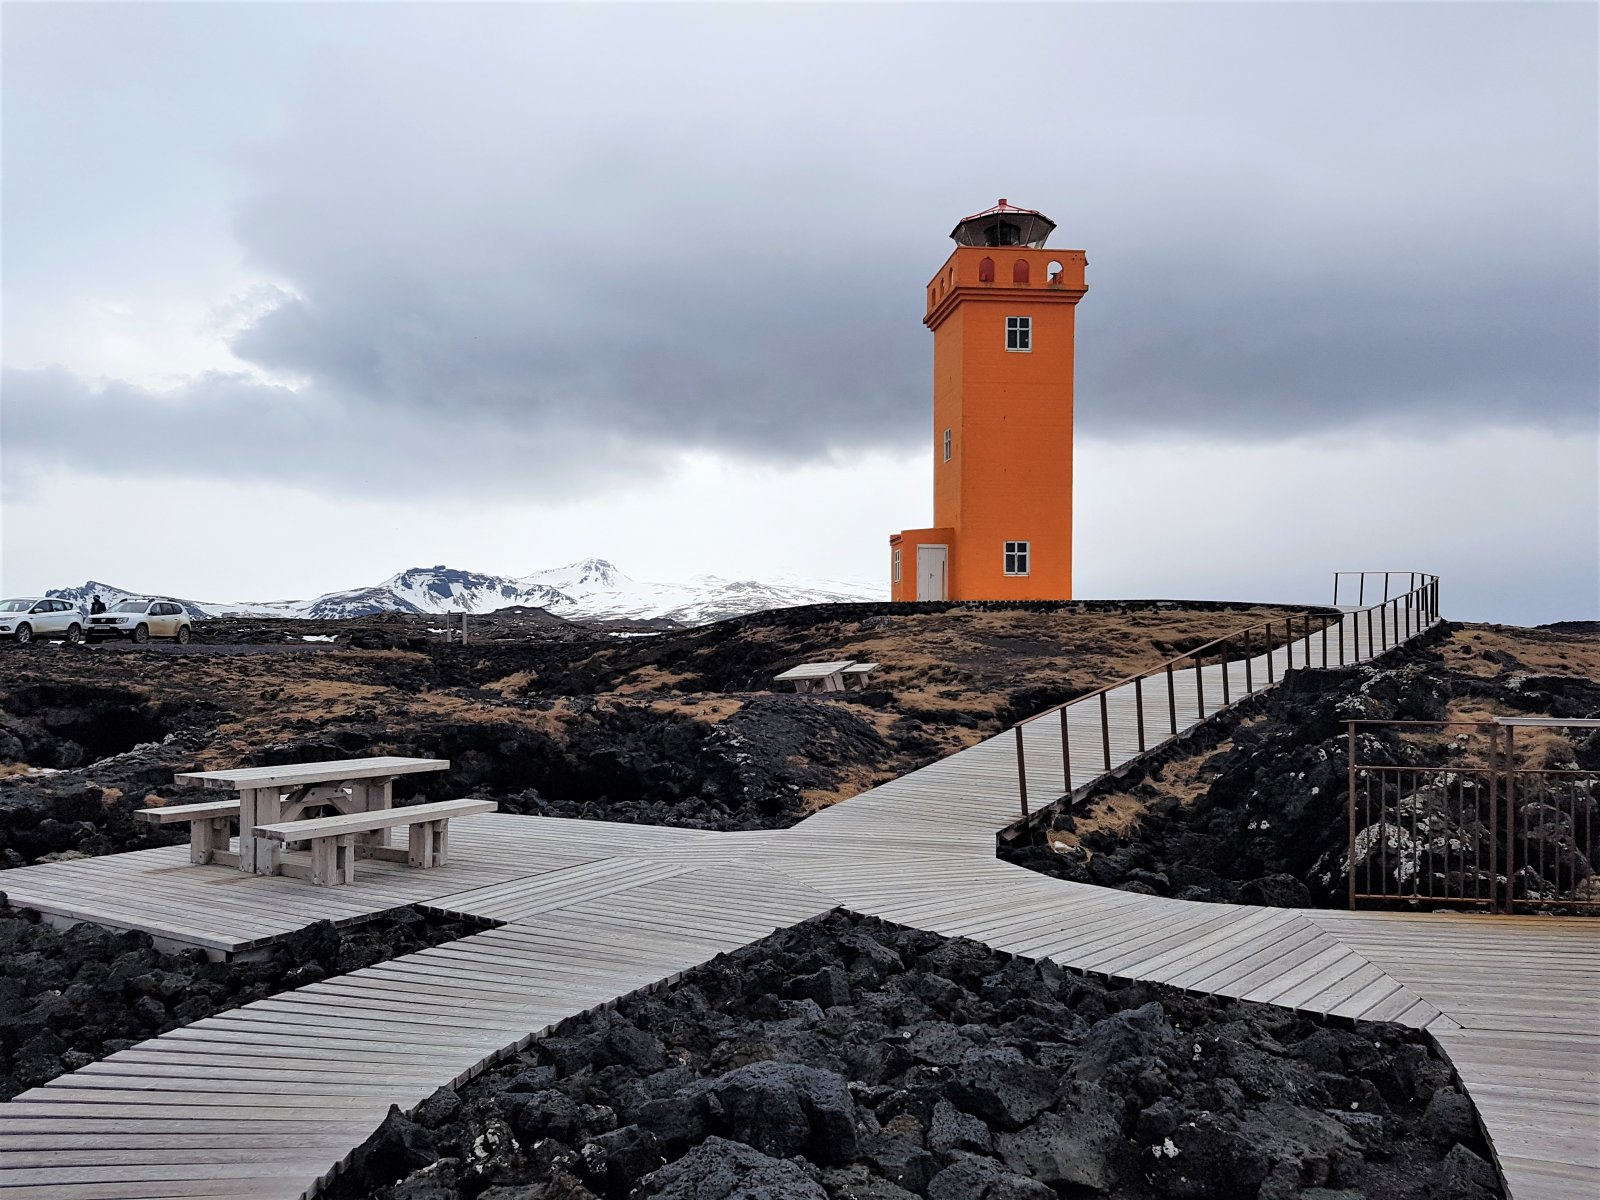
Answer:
[41,581,216,623]
[43,560,884,627]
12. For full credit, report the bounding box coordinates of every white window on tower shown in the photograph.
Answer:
[1006,315,1031,352]
[892,549,902,584]
[942,428,952,462]
[1004,541,1031,576]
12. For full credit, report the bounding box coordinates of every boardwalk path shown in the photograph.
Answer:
[1,608,1595,1200]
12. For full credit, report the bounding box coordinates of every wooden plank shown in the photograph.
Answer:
[176,756,449,790]
[254,799,497,843]
[134,801,241,825]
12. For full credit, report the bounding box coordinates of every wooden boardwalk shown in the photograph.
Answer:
[0,605,1594,1200]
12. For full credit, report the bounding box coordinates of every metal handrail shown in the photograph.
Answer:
[1346,716,1598,912]
[1009,573,1440,823]
[1332,570,1429,608]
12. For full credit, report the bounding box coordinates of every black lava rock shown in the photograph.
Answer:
[323,912,1498,1200]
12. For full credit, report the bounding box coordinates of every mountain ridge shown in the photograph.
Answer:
[43,559,883,627]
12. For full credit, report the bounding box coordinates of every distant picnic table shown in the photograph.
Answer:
[773,660,881,694]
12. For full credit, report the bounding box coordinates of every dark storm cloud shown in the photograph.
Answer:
[4,3,1595,499]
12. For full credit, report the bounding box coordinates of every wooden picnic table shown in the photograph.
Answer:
[173,756,449,875]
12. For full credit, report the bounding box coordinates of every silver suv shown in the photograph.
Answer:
[0,598,85,644]
[86,599,193,644]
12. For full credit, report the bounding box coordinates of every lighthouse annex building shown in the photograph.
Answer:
[889,201,1086,602]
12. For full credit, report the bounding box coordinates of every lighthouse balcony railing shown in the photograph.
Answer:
[1008,572,1441,827]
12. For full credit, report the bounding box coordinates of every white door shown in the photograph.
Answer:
[916,545,948,601]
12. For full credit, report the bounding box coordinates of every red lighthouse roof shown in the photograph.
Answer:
[949,199,1056,248]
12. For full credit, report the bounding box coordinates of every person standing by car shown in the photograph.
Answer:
[90,594,106,615]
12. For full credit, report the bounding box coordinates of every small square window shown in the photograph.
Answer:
[1004,541,1031,576]
[1006,316,1031,352]
[892,549,902,584]
[942,428,952,462]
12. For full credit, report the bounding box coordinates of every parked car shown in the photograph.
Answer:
[86,599,193,644]
[0,597,85,644]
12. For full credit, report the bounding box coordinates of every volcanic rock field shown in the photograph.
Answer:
[2,602,1586,1197]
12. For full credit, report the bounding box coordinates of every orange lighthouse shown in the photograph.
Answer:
[889,200,1086,601]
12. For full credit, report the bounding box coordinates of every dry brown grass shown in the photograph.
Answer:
[645,697,744,723]
[1443,623,1600,680]
[1052,721,1254,848]
[613,665,699,695]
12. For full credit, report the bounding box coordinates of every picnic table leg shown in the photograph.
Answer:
[237,789,257,873]
[407,822,434,869]
[353,779,391,855]
[253,788,282,875]
[338,834,356,884]
[190,819,218,865]
[310,835,348,886]
[429,820,448,867]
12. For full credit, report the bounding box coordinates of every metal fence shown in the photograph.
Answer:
[1348,718,1600,912]
[1009,572,1440,823]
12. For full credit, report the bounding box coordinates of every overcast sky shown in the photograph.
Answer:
[3,3,1596,624]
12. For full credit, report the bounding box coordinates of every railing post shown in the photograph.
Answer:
[1243,628,1254,693]
[1015,725,1029,823]
[1099,691,1112,772]
[1058,707,1072,797]
[1358,573,1365,606]
[1134,676,1146,752]
[1166,663,1178,736]
[1382,573,1391,603]
[1504,725,1516,911]
[1338,614,1345,665]
[1347,720,1358,910]
[1219,641,1230,707]
[1266,627,1276,683]
[1195,654,1205,719]
[1321,618,1329,668]
[1487,723,1499,912]
[1366,608,1375,660]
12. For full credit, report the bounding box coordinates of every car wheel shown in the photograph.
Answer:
[175,625,191,644]
[14,623,32,645]
[65,623,83,644]
[133,623,149,644]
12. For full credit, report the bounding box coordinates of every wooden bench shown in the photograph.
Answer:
[253,798,497,886]
[135,799,244,867]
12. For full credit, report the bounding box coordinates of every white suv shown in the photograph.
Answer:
[0,598,85,644]
[86,599,193,644]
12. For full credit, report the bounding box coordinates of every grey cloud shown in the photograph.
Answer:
[1,366,659,499]
[4,3,1595,500]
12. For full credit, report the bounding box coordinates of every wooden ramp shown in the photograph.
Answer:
[0,815,720,954]
[0,604,1594,1200]
[0,862,835,1199]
